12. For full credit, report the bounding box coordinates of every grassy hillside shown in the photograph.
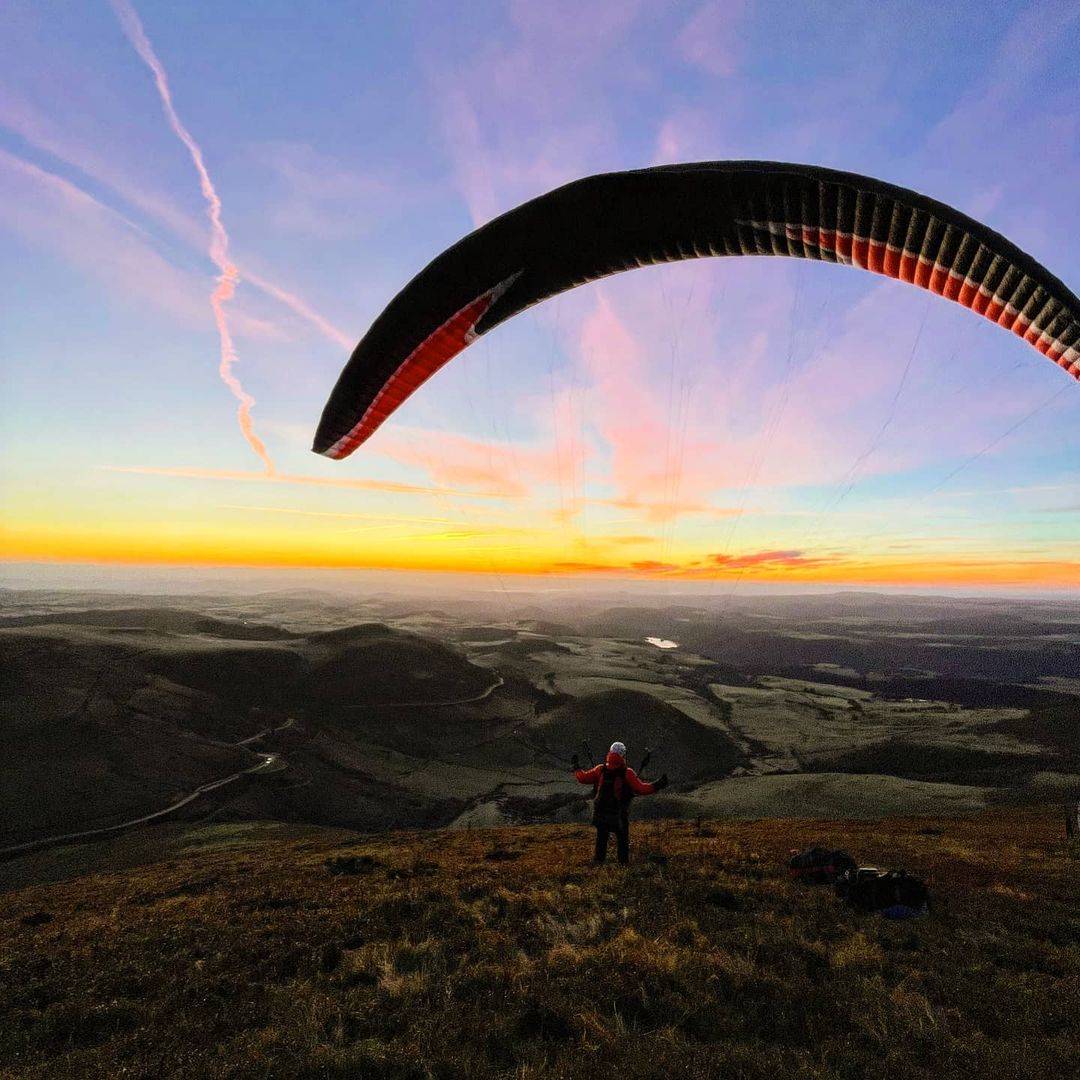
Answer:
[1,809,1076,1079]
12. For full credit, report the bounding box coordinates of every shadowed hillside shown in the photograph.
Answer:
[533,689,744,784]
[304,624,494,707]
[0,615,500,844]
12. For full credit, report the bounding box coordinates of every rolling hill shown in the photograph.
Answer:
[2,590,1077,852]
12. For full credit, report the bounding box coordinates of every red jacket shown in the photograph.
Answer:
[574,751,656,799]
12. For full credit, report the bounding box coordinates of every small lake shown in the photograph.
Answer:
[645,637,679,649]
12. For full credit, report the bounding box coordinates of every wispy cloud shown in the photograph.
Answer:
[675,1,746,77]
[546,546,839,577]
[249,139,408,245]
[629,559,680,573]
[218,504,463,524]
[239,268,353,352]
[375,427,564,499]
[101,465,513,499]
[427,0,643,225]
[0,149,279,340]
[594,496,740,524]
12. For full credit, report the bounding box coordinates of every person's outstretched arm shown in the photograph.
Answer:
[626,769,669,795]
[572,757,602,785]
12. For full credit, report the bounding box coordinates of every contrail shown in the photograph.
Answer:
[1,133,352,350]
[110,0,274,473]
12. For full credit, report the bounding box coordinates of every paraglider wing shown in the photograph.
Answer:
[313,161,1080,459]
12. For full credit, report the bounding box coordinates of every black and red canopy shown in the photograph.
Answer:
[314,161,1080,460]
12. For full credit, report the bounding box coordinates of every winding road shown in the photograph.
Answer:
[2,675,507,862]
[340,674,504,711]
[0,721,293,862]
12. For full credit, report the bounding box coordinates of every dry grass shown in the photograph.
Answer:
[1,810,1077,1079]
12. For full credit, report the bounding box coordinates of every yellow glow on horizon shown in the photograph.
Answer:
[3,520,1077,588]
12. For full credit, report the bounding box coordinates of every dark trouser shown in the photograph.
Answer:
[594,815,630,864]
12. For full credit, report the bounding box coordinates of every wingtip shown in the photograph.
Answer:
[311,434,340,459]
[311,421,348,460]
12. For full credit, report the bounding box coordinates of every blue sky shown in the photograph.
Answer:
[1,1,1078,587]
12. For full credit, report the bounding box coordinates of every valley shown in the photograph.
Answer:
[2,586,1077,855]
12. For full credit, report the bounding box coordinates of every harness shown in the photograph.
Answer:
[593,764,632,828]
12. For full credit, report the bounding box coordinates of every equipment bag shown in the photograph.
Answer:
[788,846,857,885]
[836,867,930,916]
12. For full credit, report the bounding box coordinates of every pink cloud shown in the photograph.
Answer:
[373,428,563,499]
[708,548,836,570]
[652,109,727,163]
[572,254,1071,523]
[567,275,823,508]
[426,0,645,226]
[676,1,746,77]
[544,545,840,577]
[239,268,352,352]
[594,497,738,524]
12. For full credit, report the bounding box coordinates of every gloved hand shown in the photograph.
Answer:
[653,773,670,791]
[570,753,581,771]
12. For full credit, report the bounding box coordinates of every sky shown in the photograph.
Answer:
[1,0,1078,592]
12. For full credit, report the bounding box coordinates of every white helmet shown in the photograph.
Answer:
[609,741,626,757]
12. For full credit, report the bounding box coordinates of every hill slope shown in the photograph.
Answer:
[0,615,499,843]
[1,810,1076,1079]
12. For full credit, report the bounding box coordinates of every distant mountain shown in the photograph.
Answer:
[533,689,743,785]
[0,606,299,640]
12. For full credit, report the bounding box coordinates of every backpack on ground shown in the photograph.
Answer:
[836,867,930,918]
[788,846,857,885]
